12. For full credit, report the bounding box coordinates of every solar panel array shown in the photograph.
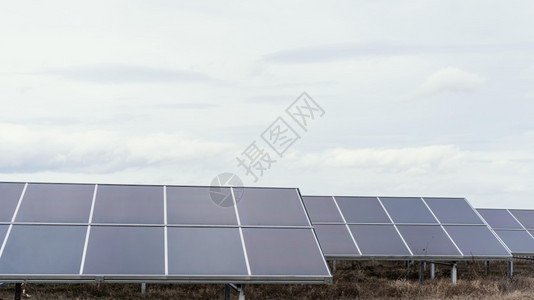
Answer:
[0,182,331,283]
[477,209,534,256]
[303,196,511,260]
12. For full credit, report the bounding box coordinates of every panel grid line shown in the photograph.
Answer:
[80,184,98,274]
[420,197,464,256]
[0,183,28,260]
[231,187,251,276]
[163,185,168,276]
[376,197,413,256]
[331,196,362,256]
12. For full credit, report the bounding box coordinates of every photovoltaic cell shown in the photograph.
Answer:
[167,227,247,275]
[83,226,165,275]
[335,197,390,223]
[0,225,86,274]
[424,198,483,224]
[396,225,461,256]
[509,210,534,230]
[16,183,94,223]
[494,230,534,254]
[243,228,329,276]
[92,185,164,224]
[380,197,437,224]
[301,196,343,223]
[477,209,523,229]
[313,225,359,256]
[0,225,8,245]
[0,183,25,222]
[237,188,309,226]
[166,186,237,225]
[348,225,411,256]
[443,226,509,256]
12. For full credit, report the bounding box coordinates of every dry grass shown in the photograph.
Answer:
[2,260,534,299]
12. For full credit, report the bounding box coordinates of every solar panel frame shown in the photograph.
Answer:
[0,182,332,284]
[303,195,512,261]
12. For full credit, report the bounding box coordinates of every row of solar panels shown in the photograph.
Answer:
[0,182,533,284]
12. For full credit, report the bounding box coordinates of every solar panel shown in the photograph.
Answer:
[348,225,410,256]
[477,208,534,256]
[0,182,331,284]
[0,225,86,275]
[0,183,25,222]
[303,196,511,260]
[476,209,523,229]
[313,225,359,256]
[508,210,534,230]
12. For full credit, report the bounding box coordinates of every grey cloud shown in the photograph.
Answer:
[262,42,534,64]
[48,64,224,84]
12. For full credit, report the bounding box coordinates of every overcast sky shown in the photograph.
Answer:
[1,1,534,208]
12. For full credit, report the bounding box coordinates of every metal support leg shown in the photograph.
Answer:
[224,284,230,300]
[419,262,424,285]
[333,260,336,271]
[507,261,513,280]
[405,260,409,268]
[430,263,435,279]
[238,284,245,300]
[484,261,489,276]
[451,262,457,285]
[141,283,146,294]
[14,283,22,300]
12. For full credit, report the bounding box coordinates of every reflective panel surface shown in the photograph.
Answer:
[313,225,359,256]
[424,198,483,224]
[0,183,25,222]
[0,225,86,274]
[349,225,411,255]
[509,210,534,230]
[92,185,164,224]
[167,227,247,275]
[243,228,330,276]
[397,225,461,256]
[380,197,437,224]
[335,197,390,223]
[237,188,309,226]
[444,225,510,256]
[494,230,534,254]
[83,226,165,275]
[302,196,343,223]
[477,209,523,229]
[166,186,237,225]
[16,183,94,223]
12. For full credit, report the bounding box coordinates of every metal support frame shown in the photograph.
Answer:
[484,261,489,276]
[507,261,513,280]
[14,283,22,300]
[225,283,245,300]
[430,263,435,279]
[418,262,424,284]
[333,260,336,271]
[451,262,457,285]
[141,282,146,294]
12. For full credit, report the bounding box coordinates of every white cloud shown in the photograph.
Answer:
[0,124,233,173]
[294,145,465,174]
[410,67,485,99]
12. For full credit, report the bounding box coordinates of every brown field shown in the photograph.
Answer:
[2,260,534,299]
